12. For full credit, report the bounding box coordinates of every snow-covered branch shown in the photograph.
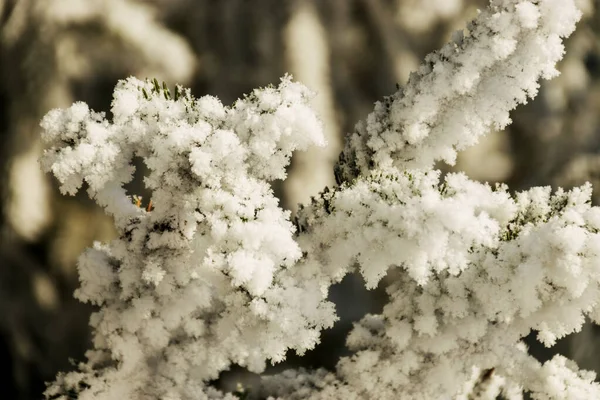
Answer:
[39,1,598,399]
[335,0,581,183]
[41,76,334,399]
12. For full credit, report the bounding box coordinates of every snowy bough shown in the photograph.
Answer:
[39,1,598,399]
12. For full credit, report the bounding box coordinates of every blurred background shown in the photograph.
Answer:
[1,0,599,398]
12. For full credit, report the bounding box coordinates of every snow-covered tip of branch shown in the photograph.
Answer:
[334,0,581,184]
[286,169,600,398]
[39,76,333,399]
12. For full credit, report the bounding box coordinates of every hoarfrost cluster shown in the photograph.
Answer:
[39,0,600,399]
